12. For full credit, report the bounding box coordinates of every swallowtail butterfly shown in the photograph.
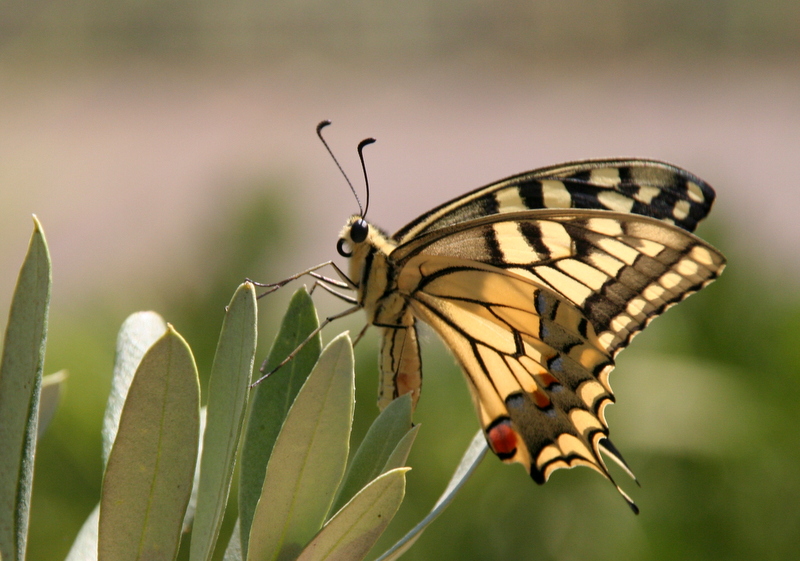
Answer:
[259,121,726,513]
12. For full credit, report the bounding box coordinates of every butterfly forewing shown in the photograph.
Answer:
[393,159,715,244]
[393,210,725,356]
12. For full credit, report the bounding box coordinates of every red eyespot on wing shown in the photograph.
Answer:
[487,421,517,459]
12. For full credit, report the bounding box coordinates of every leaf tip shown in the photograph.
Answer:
[240,281,258,299]
[163,323,191,349]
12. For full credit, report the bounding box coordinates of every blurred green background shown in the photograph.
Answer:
[1,1,798,560]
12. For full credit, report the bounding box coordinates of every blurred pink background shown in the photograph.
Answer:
[1,44,797,319]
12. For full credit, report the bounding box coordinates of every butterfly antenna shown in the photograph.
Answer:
[316,120,364,216]
[357,137,376,218]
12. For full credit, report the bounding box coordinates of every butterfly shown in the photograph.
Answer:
[258,121,726,513]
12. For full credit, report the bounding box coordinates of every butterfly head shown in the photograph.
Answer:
[338,214,377,258]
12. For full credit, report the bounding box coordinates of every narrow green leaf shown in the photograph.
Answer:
[374,430,488,561]
[246,334,354,561]
[239,288,320,554]
[0,216,51,561]
[98,326,201,561]
[297,468,409,561]
[330,394,413,516]
[190,283,257,561]
[102,311,168,467]
[381,425,420,473]
[37,370,67,439]
[66,312,168,561]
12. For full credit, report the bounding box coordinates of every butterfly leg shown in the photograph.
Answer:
[307,271,353,291]
[308,277,358,304]
[252,304,362,387]
[352,323,370,347]
[246,261,357,299]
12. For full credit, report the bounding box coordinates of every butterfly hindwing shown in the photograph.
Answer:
[397,254,636,501]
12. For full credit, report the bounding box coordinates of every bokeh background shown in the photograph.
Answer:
[1,1,799,560]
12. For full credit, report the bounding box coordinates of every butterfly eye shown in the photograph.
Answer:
[350,219,369,243]
[336,238,352,257]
